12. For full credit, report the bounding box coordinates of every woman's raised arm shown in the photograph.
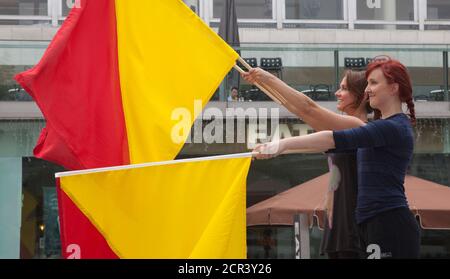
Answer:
[241,68,366,131]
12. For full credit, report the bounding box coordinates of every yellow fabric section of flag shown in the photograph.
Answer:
[115,0,239,164]
[59,156,251,259]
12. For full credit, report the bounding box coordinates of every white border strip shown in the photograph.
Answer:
[0,15,51,20]
[283,19,347,24]
[354,20,418,25]
[55,152,254,178]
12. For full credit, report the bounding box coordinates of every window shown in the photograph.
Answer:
[427,0,450,20]
[213,0,273,19]
[183,0,200,15]
[62,0,71,17]
[0,0,47,16]
[247,226,295,259]
[340,50,445,102]
[0,120,45,156]
[0,65,33,101]
[62,0,83,17]
[0,41,47,102]
[356,0,414,21]
[0,0,48,25]
[21,157,64,259]
[285,0,344,20]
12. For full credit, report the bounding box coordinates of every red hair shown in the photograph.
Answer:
[365,58,416,125]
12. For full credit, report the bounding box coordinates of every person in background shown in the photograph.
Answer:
[227,86,239,101]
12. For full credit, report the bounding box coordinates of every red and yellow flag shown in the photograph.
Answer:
[57,155,251,259]
[15,0,238,258]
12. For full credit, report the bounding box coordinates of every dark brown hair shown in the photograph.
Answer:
[345,70,372,113]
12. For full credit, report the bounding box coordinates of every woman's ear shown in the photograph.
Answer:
[390,83,399,96]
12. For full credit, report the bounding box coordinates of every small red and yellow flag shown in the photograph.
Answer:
[57,154,251,259]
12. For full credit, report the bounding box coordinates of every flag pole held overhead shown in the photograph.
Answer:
[233,64,282,104]
[236,57,288,104]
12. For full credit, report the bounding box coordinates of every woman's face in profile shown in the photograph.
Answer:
[335,76,356,114]
[365,68,395,110]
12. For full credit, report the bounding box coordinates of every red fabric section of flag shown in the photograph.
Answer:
[15,0,129,259]
[15,0,129,170]
[34,127,84,170]
[56,179,119,259]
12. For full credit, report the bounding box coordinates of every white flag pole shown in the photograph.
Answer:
[55,152,254,178]
[55,149,323,178]
[236,57,288,104]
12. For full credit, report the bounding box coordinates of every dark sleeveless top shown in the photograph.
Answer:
[320,150,363,256]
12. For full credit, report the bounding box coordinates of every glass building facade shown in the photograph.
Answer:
[0,1,449,30]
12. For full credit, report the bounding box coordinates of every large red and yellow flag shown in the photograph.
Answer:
[56,154,252,259]
[15,0,239,258]
[15,0,237,169]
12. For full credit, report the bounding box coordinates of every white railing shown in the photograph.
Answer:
[201,0,450,31]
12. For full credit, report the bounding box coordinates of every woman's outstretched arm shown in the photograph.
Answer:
[242,68,366,131]
[253,131,335,160]
[253,118,406,160]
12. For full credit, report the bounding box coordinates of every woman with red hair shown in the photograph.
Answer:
[242,68,370,259]
[254,58,420,258]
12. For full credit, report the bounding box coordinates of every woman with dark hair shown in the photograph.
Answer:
[242,69,370,258]
[320,70,371,259]
[253,58,420,258]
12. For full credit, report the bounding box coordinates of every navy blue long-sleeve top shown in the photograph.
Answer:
[332,113,414,224]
